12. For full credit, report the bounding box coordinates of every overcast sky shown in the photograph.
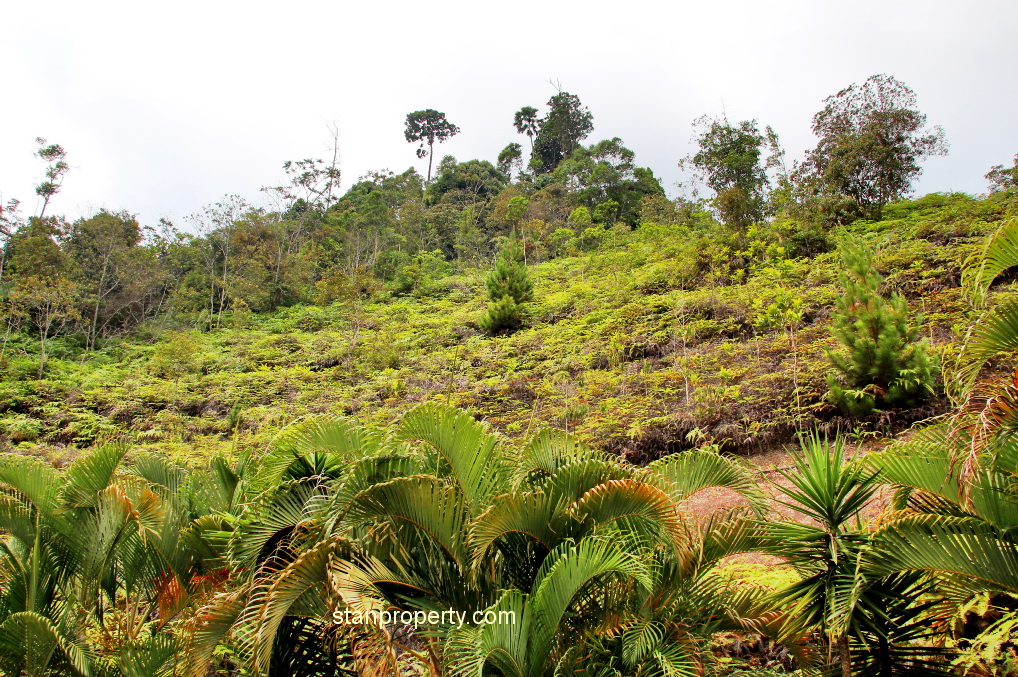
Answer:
[2,0,1016,228]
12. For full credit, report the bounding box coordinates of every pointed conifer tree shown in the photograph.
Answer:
[479,239,533,335]
[826,237,936,417]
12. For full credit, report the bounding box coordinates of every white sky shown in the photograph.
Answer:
[2,0,1016,227]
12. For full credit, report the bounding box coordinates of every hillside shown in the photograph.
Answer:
[3,191,1013,464]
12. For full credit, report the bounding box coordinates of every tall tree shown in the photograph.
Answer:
[530,91,594,174]
[985,153,1018,193]
[188,196,246,329]
[553,137,664,226]
[0,196,24,282]
[685,116,771,231]
[33,138,69,218]
[797,74,947,221]
[6,216,79,376]
[66,210,141,350]
[497,142,523,177]
[512,106,539,151]
[404,109,460,182]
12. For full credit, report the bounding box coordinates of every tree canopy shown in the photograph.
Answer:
[405,109,461,182]
[796,74,948,221]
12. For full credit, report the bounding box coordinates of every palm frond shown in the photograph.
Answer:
[0,610,91,677]
[397,403,508,514]
[59,441,128,509]
[569,479,687,548]
[0,454,61,517]
[469,490,566,570]
[953,299,1018,400]
[871,513,1018,595]
[528,538,652,670]
[344,475,468,570]
[775,432,878,531]
[961,215,1018,308]
[648,449,768,515]
[512,428,603,490]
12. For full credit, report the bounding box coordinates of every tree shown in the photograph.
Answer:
[479,239,532,335]
[529,91,594,174]
[188,196,247,329]
[552,137,664,226]
[404,109,460,182]
[685,116,771,230]
[797,74,947,222]
[985,153,1018,193]
[264,123,342,213]
[0,196,24,283]
[497,142,523,177]
[826,236,935,417]
[4,216,79,376]
[512,106,539,152]
[10,275,79,377]
[66,210,142,350]
[33,138,69,218]
[425,157,508,206]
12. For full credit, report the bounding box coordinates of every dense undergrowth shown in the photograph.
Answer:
[2,191,1014,464]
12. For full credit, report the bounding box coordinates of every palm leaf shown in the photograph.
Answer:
[528,538,652,671]
[444,589,527,677]
[569,479,687,548]
[244,536,349,673]
[0,610,91,677]
[961,215,1018,307]
[953,299,1018,400]
[59,441,128,509]
[344,475,468,570]
[397,403,507,514]
[0,454,61,517]
[647,449,768,515]
[512,429,603,490]
[469,490,566,571]
[870,513,1018,595]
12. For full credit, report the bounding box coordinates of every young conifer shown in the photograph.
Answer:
[826,236,936,417]
[479,239,533,335]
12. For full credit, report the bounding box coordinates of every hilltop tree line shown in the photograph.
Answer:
[1,74,1011,372]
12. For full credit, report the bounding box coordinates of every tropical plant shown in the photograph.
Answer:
[857,214,1018,677]
[0,443,248,676]
[405,110,461,182]
[183,404,772,676]
[761,433,952,676]
[685,116,772,231]
[795,74,948,222]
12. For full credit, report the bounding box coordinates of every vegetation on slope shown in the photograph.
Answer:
[1,191,1014,464]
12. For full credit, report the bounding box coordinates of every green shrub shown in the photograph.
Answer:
[0,414,43,443]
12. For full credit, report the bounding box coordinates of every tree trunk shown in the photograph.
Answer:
[89,261,109,351]
[38,324,48,379]
[837,635,852,677]
[427,141,434,182]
